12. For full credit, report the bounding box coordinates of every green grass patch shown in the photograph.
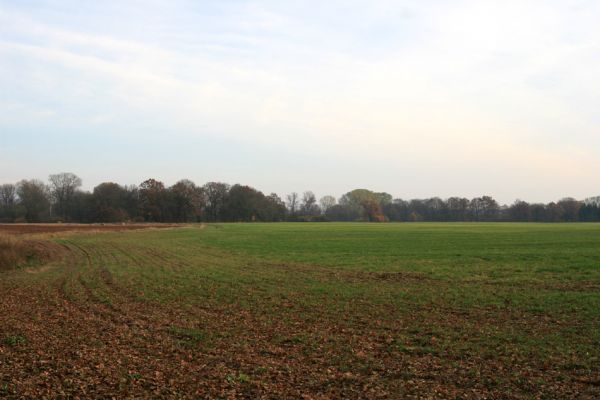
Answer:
[4,335,27,347]
[37,222,600,393]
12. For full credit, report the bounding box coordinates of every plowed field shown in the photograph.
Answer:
[0,223,598,398]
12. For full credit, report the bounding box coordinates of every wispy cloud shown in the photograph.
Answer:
[0,1,599,202]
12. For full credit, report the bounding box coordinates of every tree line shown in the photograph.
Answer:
[1,173,599,223]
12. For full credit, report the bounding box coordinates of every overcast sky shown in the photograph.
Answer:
[1,0,599,204]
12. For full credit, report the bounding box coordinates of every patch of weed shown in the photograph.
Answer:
[4,335,27,347]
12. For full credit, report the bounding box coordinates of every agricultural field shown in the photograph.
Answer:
[0,223,599,398]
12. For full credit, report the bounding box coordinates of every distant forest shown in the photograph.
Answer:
[1,173,599,223]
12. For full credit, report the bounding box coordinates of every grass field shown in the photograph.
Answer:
[0,223,599,398]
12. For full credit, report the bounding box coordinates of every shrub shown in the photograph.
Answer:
[0,234,31,271]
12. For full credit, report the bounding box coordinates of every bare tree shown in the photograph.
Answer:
[286,192,299,215]
[17,179,51,222]
[300,191,320,216]
[446,197,469,221]
[0,184,17,221]
[509,200,531,222]
[203,182,230,222]
[584,196,600,207]
[0,184,16,208]
[48,172,82,221]
[319,195,336,214]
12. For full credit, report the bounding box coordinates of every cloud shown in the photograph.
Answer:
[0,1,599,202]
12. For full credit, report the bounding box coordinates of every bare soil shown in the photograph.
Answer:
[0,223,183,236]
[0,225,598,398]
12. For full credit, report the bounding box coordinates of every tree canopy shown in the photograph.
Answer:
[1,173,599,223]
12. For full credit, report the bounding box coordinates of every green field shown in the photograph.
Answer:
[1,223,599,398]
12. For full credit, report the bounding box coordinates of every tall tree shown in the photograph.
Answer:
[469,196,499,221]
[325,204,360,221]
[545,202,564,222]
[339,189,387,221]
[223,184,264,222]
[480,196,500,221]
[0,184,16,208]
[319,195,337,214]
[509,200,531,221]
[0,184,17,222]
[286,192,299,218]
[139,179,167,222]
[91,182,130,222]
[383,199,409,221]
[48,172,81,221]
[300,191,320,217]
[203,182,230,222]
[123,185,141,221]
[580,197,600,221]
[69,191,94,223]
[264,193,287,221]
[362,198,386,222]
[425,197,446,220]
[48,172,82,221]
[469,197,484,221]
[446,197,470,221]
[529,203,547,222]
[16,179,51,222]
[169,179,204,222]
[584,196,600,206]
[558,198,581,222]
[374,192,393,206]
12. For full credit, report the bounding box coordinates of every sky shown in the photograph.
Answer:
[1,0,599,204]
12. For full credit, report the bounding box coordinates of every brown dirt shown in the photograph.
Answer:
[0,223,185,236]
[0,233,597,399]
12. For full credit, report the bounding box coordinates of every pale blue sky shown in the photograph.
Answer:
[1,0,599,204]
